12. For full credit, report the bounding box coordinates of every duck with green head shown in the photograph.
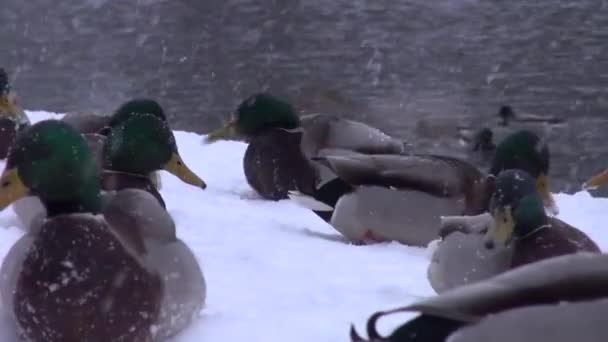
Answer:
[428,168,599,294]
[13,107,206,232]
[204,92,406,201]
[287,129,561,246]
[61,98,170,190]
[0,120,206,341]
[0,68,31,159]
[351,252,608,342]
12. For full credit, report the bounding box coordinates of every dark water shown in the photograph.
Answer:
[2,0,608,194]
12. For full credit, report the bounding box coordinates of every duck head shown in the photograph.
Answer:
[102,111,206,189]
[484,169,549,249]
[0,120,102,215]
[490,129,558,215]
[205,92,301,143]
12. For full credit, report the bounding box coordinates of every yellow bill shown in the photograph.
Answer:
[0,168,29,209]
[204,119,238,144]
[536,173,559,216]
[484,206,515,249]
[582,169,608,191]
[164,153,207,189]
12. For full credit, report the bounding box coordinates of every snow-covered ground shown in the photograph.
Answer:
[0,110,607,341]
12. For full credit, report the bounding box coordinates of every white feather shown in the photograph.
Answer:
[287,191,334,211]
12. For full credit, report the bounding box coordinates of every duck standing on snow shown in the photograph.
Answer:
[0,120,205,341]
[351,253,608,342]
[204,92,406,201]
[288,129,560,247]
[13,100,206,231]
[0,68,30,159]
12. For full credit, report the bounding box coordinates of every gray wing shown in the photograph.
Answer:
[449,298,608,342]
[102,189,205,339]
[299,114,407,158]
[315,153,474,197]
[428,230,513,294]
[102,189,177,248]
[0,235,34,319]
[61,113,110,134]
[406,253,608,321]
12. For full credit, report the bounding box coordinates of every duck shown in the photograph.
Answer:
[0,120,205,341]
[287,129,560,247]
[61,98,169,190]
[12,109,206,233]
[0,68,31,159]
[204,92,407,201]
[428,169,600,293]
[350,252,608,342]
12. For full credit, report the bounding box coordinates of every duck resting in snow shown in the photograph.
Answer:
[0,120,205,341]
[288,129,560,247]
[204,92,407,202]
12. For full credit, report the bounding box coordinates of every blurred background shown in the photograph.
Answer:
[2,0,608,194]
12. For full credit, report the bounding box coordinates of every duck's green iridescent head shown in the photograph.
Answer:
[489,129,557,215]
[0,120,102,215]
[484,169,548,249]
[103,112,207,189]
[205,93,301,143]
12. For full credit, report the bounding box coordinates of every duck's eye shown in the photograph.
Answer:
[177,160,182,166]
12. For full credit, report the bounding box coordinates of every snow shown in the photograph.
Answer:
[0,110,607,341]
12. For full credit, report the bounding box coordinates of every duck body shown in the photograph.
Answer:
[241,113,407,201]
[6,213,163,342]
[428,216,600,293]
[351,252,608,342]
[290,152,491,246]
[243,128,317,200]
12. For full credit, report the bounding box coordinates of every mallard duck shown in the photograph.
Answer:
[0,68,30,159]
[13,110,206,232]
[350,252,608,342]
[0,120,205,341]
[204,92,407,201]
[428,169,599,293]
[61,98,169,189]
[288,129,560,247]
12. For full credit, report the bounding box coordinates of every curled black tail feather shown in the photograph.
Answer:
[351,308,466,342]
